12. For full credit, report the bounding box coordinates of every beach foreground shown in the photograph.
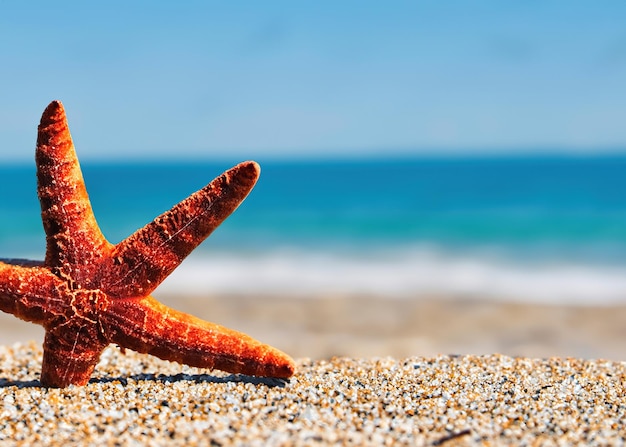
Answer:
[0,343,624,445]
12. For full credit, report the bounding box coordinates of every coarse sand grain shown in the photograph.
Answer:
[0,343,624,445]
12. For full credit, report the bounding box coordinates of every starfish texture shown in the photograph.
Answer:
[0,101,295,387]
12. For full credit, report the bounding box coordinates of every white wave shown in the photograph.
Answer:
[158,247,626,305]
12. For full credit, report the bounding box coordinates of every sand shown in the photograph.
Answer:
[0,294,625,445]
[1,294,625,361]
[0,343,624,445]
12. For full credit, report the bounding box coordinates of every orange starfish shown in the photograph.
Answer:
[0,101,295,387]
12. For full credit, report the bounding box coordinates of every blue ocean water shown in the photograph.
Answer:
[2,155,626,303]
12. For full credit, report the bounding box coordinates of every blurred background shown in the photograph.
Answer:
[1,1,626,362]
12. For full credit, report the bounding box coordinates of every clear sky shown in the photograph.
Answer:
[1,1,626,161]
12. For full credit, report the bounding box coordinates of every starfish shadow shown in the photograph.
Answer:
[0,378,43,389]
[93,372,290,388]
[0,373,289,389]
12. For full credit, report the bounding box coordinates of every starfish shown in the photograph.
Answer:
[0,101,295,387]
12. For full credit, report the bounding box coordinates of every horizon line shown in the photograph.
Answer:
[2,148,626,167]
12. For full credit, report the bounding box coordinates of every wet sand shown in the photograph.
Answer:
[3,293,623,361]
[156,293,626,362]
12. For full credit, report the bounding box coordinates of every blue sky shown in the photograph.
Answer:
[1,1,626,161]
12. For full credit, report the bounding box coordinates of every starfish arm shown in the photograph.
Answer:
[103,161,260,297]
[36,101,110,271]
[0,261,67,325]
[103,296,295,378]
[41,327,108,387]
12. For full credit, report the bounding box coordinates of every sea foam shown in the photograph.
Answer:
[158,246,626,305]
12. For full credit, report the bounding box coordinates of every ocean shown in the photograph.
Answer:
[2,155,626,304]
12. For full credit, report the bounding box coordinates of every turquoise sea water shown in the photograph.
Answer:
[2,155,626,303]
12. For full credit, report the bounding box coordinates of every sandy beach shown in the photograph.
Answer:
[0,294,625,444]
[165,293,626,362]
[0,343,624,445]
[1,293,623,361]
